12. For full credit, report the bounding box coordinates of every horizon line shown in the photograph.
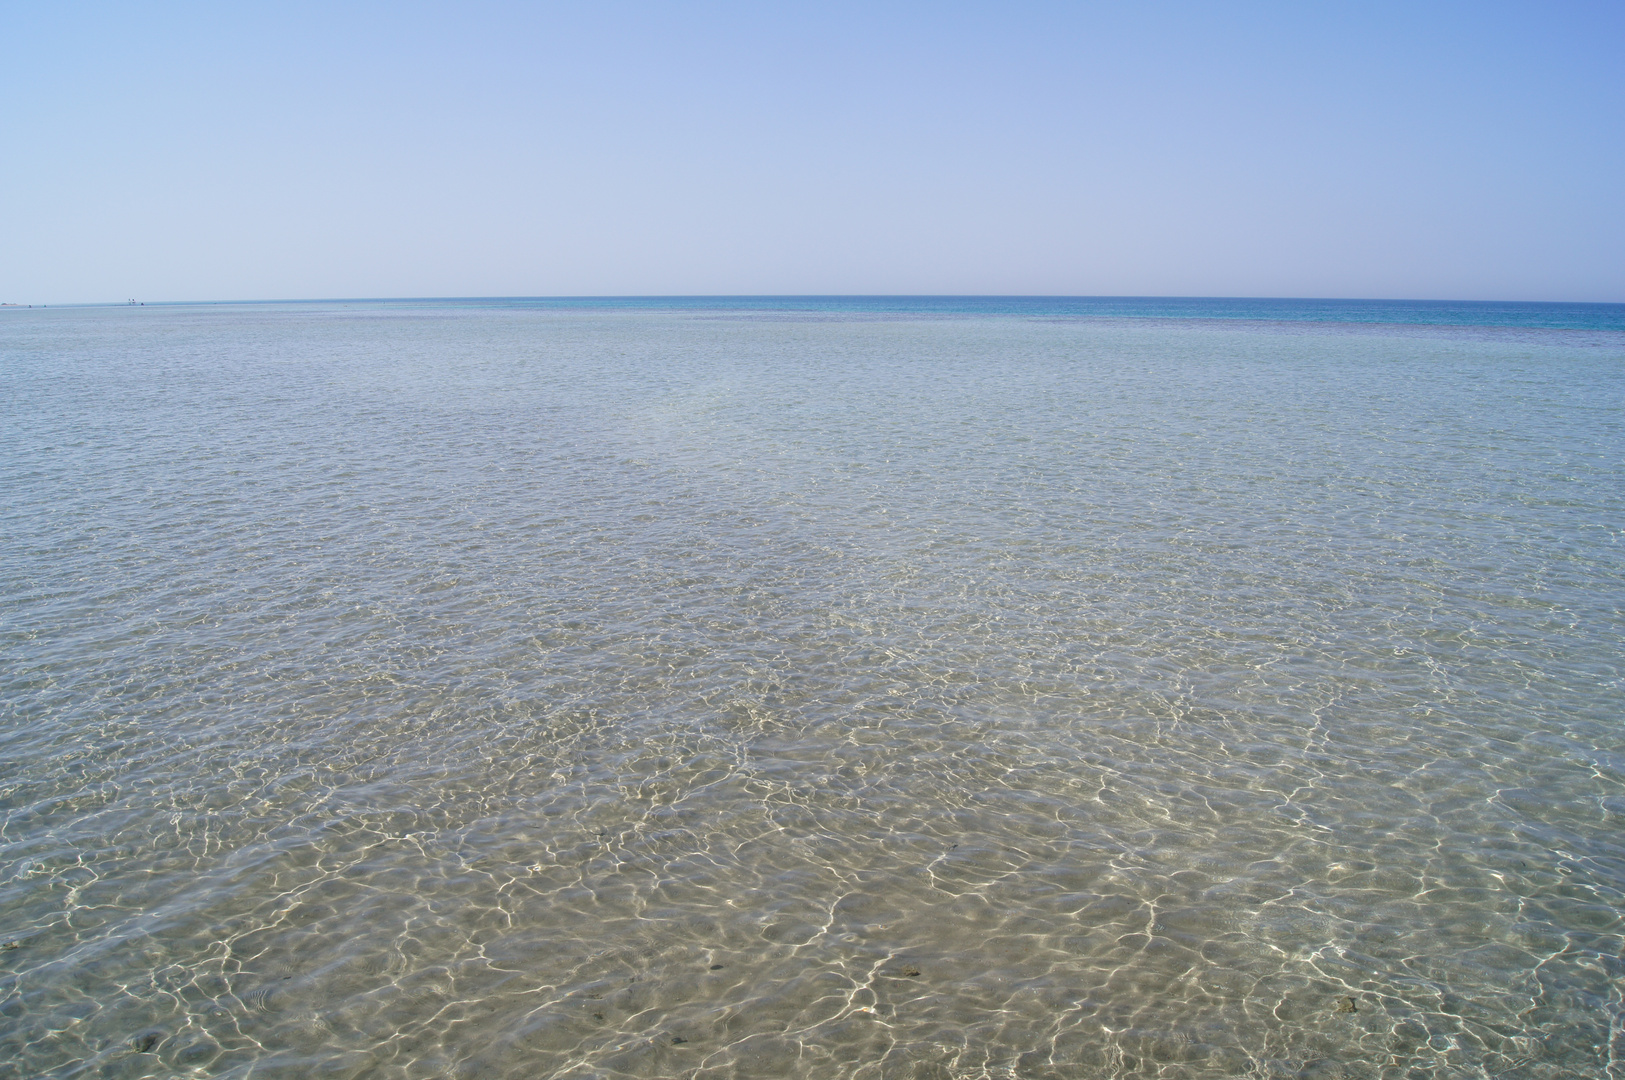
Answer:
[8,293,1625,309]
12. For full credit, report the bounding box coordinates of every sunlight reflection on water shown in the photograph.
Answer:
[2,302,1622,1079]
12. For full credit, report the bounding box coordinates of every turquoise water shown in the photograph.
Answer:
[139,295,1625,332]
[2,300,1623,1079]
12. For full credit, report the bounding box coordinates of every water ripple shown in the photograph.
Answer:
[1,303,1621,1078]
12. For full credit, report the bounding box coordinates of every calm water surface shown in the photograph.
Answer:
[2,301,1623,1079]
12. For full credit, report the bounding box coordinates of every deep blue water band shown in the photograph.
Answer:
[52,295,1625,332]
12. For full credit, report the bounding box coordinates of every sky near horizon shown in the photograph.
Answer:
[3,2,1622,305]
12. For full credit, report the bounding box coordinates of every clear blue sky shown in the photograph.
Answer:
[4,1,1621,304]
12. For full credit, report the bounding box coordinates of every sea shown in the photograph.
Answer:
[2,296,1622,1079]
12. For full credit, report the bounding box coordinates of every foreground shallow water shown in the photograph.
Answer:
[2,302,1622,1079]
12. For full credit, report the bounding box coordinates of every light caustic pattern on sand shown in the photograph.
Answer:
[1,303,1622,1079]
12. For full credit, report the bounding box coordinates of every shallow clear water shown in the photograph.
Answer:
[2,302,1623,1079]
